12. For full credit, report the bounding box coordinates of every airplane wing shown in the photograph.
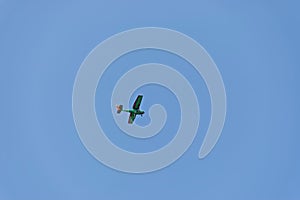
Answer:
[132,95,143,110]
[128,112,136,124]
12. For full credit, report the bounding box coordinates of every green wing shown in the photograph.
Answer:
[132,95,143,110]
[128,112,136,124]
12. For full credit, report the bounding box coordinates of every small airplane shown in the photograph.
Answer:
[116,95,145,124]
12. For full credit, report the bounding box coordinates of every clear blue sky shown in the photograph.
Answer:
[1,0,299,199]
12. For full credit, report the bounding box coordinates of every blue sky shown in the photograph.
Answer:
[1,0,300,199]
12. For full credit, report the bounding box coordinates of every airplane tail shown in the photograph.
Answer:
[116,105,123,114]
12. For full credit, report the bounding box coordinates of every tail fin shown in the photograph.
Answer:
[116,105,123,114]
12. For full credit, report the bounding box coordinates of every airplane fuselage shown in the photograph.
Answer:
[128,109,144,116]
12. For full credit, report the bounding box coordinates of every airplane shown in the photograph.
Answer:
[116,95,145,124]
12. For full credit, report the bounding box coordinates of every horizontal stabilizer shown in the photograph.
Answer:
[116,105,123,113]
